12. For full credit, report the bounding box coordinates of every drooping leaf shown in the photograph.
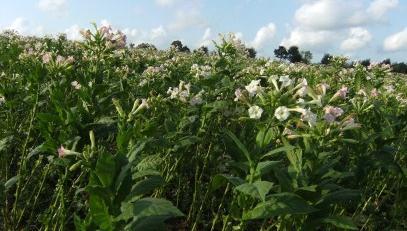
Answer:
[95,152,116,188]
[255,161,281,177]
[211,174,245,191]
[322,216,358,230]
[4,176,18,190]
[89,195,113,231]
[235,181,273,202]
[224,129,252,166]
[261,145,296,159]
[243,192,317,220]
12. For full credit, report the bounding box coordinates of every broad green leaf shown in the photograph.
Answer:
[322,216,358,230]
[243,192,317,220]
[4,176,18,190]
[224,129,252,165]
[286,148,302,173]
[121,197,184,230]
[256,127,275,149]
[89,195,113,231]
[0,136,13,152]
[261,145,296,159]
[127,175,164,200]
[95,153,116,188]
[235,181,273,202]
[211,174,245,191]
[255,161,280,177]
[317,189,360,207]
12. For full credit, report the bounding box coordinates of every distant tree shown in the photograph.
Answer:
[392,62,407,74]
[171,40,190,53]
[360,59,371,67]
[194,46,209,54]
[381,58,391,65]
[321,54,333,65]
[135,43,157,50]
[171,40,183,51]
[301,50,313,64]
[274,46,288,60]
[287,46,303,63]
[246,47,257,58]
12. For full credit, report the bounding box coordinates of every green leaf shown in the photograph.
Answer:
[211,174,245,191]
[224,129,252,166]
[0,136,13,152]
[4,176,18,190]
[95,153,116,188]
[255,161,280,177]
[243,192,317,220]
[127,175,164,200]
[317,189,360,207]
[256,127,275,149]
[89,195,113,231]
[122,198,184,230]
[286,148,302,173]
[235,181,273,202]
[322,216,358,230]
[261,145,296,159]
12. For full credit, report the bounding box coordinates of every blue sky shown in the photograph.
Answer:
[0,0,406,62]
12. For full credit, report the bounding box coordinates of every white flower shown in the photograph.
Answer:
[0,95,5,105]
[248,105,263,119]
[167,87,179,99]
[245,80,263,97]
[274,106,290,121]
[297,98,306,105]
[296,86,308,97]
[190,91,204,106]
[71,81,81,90]
[234,88,244,102]
[384,85,395,93]
[188,115,198,123]
[300,108,317,127]
[279,75,293,88]
[316,83,330,96]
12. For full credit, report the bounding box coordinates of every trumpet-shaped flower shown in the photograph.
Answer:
[248,105,263,119]
[71,81,81,90]
[245,80,263,97]
[274,106,290,121]
[279,75,293,88]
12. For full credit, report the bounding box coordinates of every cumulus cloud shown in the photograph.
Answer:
[150,26,167,40]
[281,27,338,50]
[340,27,372,51]
[64,24,82,40]
[383,27,407,52]
[282,0,398,51]
[250,23,276,49]
[294,0,398,31]
[38,0,67,14]
[168,9,206,31]
[4,17,44,36]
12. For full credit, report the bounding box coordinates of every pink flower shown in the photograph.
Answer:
[336,86,348,99]
[370,88,378,98]
[324,106,344,123]
[56,55,65,64]
[58,146,66,158]
[42,52,52,64]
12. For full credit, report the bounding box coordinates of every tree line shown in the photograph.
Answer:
[131,40,407,74]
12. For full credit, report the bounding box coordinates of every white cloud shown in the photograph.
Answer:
[6,17,29,34]
[155,0,178,7]
[294,0,398,31]
[367,0,399,20]
[4,17,44,36]
[64,24,82,40]
[282,0,398,53]
[383,27,407,52]
[281,27,338,50]
[340,27,372,51]
[150,26,167,40]
[168,9,206,31]
[38,0,67,14]
[251,23,276,49]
